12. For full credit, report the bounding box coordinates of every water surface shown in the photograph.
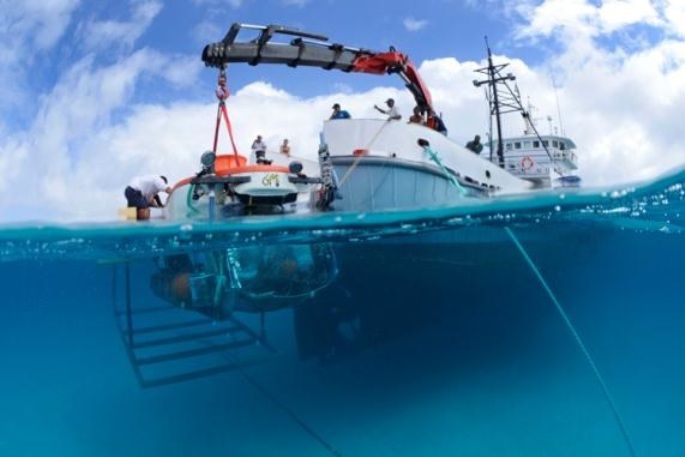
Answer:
[1,168,683,456]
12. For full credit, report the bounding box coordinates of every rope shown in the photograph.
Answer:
[433,158,637,456]
[337,120,391,186]
[212,68,240,159]
[238,369,345,457]
[163,326,345,457]
[505,227,637,457]
[422,145,467,196]
[220,103,239,158]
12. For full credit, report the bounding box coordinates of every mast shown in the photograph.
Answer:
[473,37,515,168]
[474,40,562,176]
[487,40,505,168]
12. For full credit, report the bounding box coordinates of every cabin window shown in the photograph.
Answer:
[524,141,532,148]
[542,140,549,147]
[560,142,566,150]
[533,141,540,148]
[506,143,512,151]
[553,140,559,148]
[514,142,521,149]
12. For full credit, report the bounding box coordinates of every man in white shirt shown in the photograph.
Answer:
[374,98,401,121]
[125,175,171,211]
[251,135,268,164]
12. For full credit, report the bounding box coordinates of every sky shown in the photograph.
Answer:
[1,0,685,221]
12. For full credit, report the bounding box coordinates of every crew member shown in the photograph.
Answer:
[280,138,291,157]
[330,103,351,120]
[408,106,424,124]
[251,135,268,164]
[466,135,483,154]
[124,175,171,220]
[433,115,448,136]
[374,98,401,120]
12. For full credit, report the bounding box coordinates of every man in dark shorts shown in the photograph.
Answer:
[125,175,171,219]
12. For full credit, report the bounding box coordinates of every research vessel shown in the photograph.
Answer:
[164,23,544,219]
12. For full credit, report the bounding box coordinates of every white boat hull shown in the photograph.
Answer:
[322,119,532,211]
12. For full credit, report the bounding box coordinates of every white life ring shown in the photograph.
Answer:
[521,156,534,170]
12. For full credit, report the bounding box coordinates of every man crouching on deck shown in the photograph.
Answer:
[124,175,172,220]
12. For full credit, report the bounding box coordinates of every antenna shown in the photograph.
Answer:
[551,74,565,136]
[524,96,537,135]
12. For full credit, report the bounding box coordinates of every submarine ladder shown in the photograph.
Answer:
[111,261,275,388]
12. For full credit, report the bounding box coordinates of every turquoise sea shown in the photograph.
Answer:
[1,167,683,456]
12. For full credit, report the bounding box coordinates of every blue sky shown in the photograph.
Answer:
[12,0,533,111]
[1,0,685,221]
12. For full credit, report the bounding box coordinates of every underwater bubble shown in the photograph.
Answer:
[445,217,464,225]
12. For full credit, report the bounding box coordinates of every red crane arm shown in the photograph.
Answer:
[351,51,433,111]
[202,23,435,114]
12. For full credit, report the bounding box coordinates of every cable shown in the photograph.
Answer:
[433,159,637,456]
[238,369,345,457]
[337,120,391,187]
[504,227,637,457]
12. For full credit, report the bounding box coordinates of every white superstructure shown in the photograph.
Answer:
[489,134,579,188]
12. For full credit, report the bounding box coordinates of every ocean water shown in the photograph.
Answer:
[1,168,683,457]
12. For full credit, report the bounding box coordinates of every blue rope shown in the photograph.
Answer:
[423,146,467,196]
[505,227,637,457]
[434,159,637,456]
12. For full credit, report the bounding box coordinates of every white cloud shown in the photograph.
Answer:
[78,0,163,52]
[403,17,428,32]
[0,48,201,216]
[599,0,661,33]
[516,0,663,40]
[282,0,310,6]
[0,0,81,110]
[332,82,353,94]
[0,0,81,53]
[509,0,685,184]
[191,0,243,7]
[192,20,223,45]
[661,0,685,38]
